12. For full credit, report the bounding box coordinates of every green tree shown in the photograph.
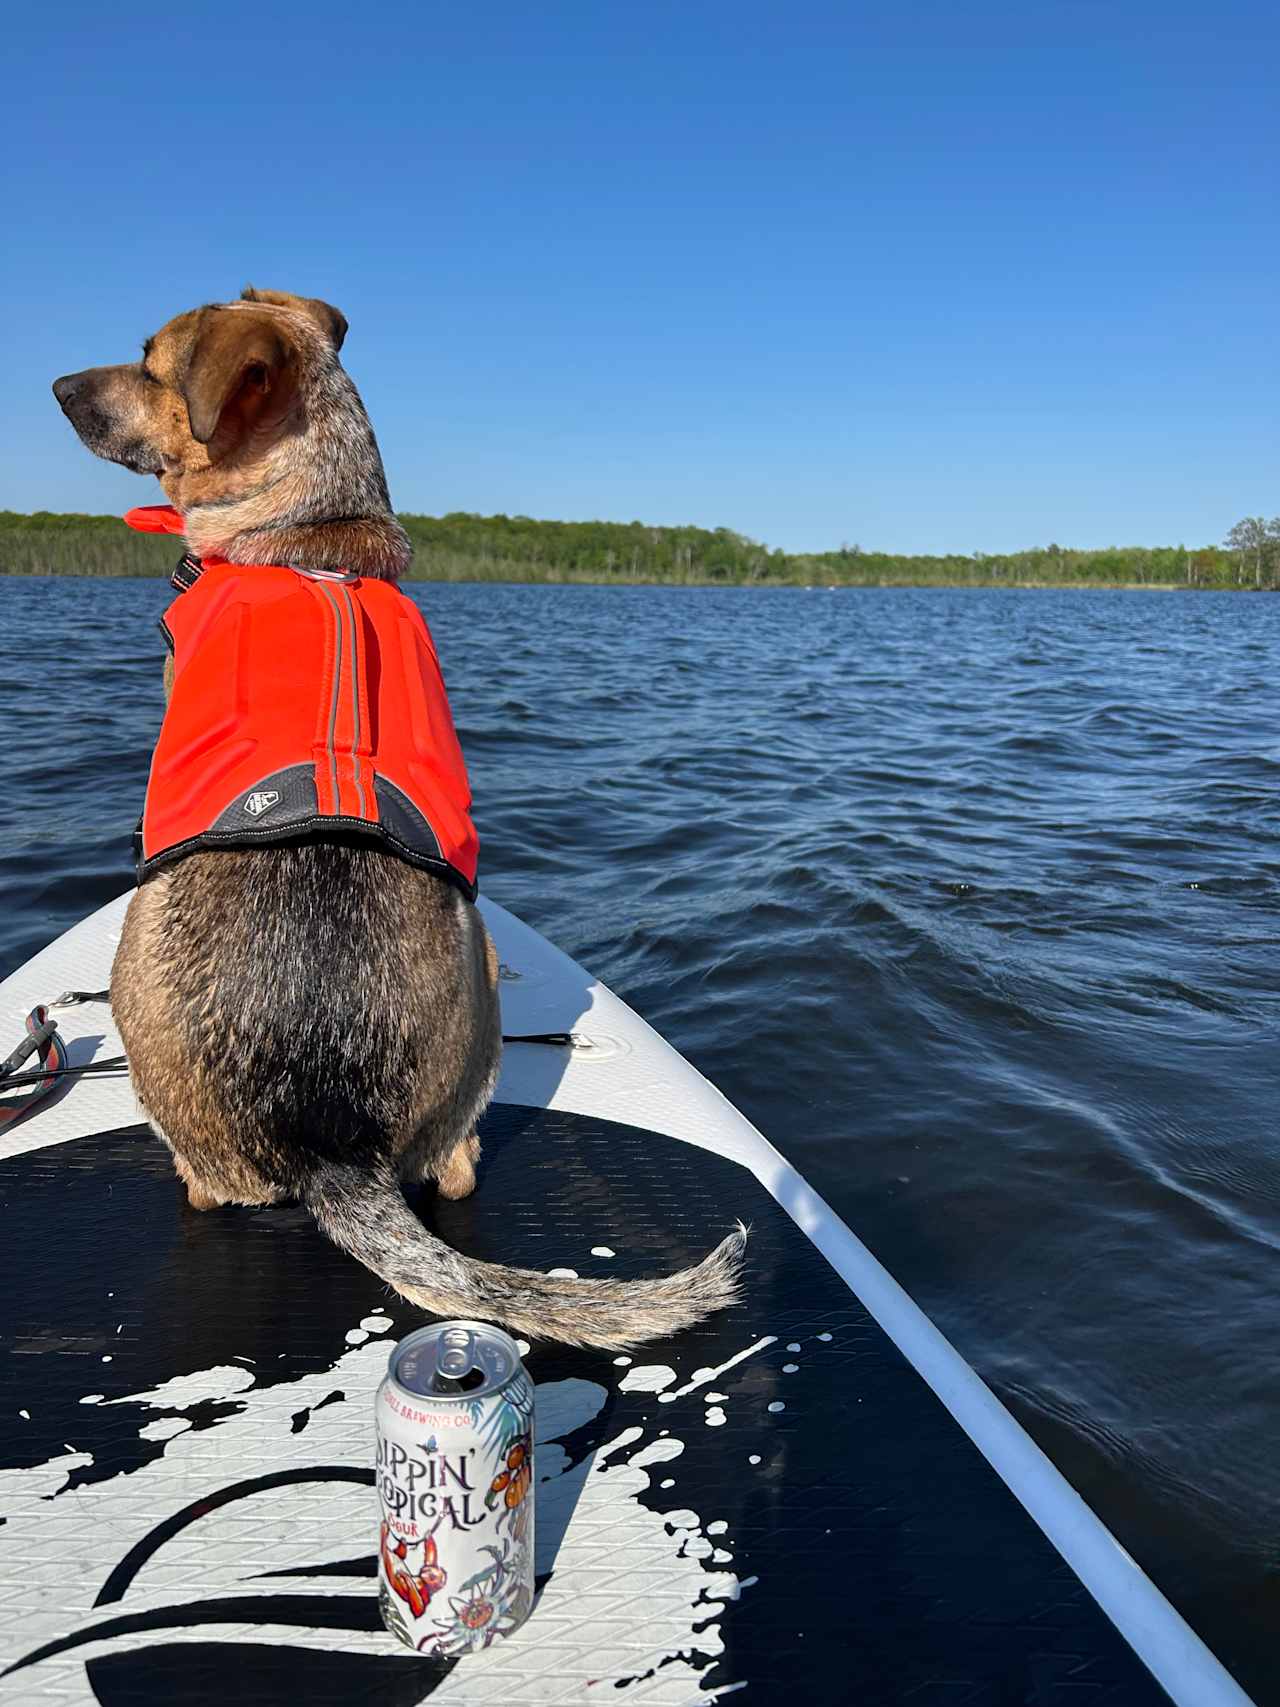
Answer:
[1225,517,1269,587]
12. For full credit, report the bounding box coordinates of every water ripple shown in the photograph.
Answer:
[1,576,1277,1695]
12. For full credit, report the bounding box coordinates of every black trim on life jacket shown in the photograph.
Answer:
[141,551,479,900]
[134,820,479,899]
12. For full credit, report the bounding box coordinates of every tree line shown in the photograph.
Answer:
[1,508,1276,588]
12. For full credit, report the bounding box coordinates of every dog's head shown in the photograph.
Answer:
[52,287,348,490]
[52,287,409,577]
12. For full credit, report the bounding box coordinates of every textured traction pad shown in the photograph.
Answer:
[0,1106,1167,1704]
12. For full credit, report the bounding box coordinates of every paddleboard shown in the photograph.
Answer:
[0,894,1254,1704]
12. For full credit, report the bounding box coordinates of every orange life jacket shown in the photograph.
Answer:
[126,506,478,898]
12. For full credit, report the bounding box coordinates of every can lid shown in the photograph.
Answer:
[390,1321,522,1400]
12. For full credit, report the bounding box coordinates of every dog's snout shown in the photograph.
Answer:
[52,372,88,410]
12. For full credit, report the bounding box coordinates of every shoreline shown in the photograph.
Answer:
[0,570,1209,590]
[0,513,1260,590]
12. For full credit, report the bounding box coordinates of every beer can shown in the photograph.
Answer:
[375,1321,535,1656]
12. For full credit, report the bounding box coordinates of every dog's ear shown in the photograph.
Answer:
[182,308,293,445]
[240,286,348,352]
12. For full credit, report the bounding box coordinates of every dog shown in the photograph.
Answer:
[52,287,744,1348]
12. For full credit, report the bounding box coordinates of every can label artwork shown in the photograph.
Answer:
[375,1322,535,1656]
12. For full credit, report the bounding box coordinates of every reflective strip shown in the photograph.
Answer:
[317,582,343,815]
[339,583,368,821]
[311,577,374,823]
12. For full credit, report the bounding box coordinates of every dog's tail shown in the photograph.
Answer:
[304,1161,746,1350]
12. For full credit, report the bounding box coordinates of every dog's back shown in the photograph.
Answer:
[113,839,745,1348]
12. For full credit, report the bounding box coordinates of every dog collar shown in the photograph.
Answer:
[123,506,360,592]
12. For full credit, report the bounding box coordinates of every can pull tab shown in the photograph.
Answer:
[438,1327,476,1383]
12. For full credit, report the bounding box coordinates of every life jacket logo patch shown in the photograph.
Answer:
[244,790,282,819]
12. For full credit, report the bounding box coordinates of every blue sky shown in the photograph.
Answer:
[7,0,1277,554]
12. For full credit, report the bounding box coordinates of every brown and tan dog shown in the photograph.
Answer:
[52,288,744,1348]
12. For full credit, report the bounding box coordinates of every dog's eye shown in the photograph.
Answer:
[140,365,159,386]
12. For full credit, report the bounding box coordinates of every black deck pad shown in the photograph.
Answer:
[0,1106,1167,1704]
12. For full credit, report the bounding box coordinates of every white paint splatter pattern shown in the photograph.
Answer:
[104,1365,254,1409]
[664,1509,700,1530]
[705,1407,727,1427]
[138,1417,192,1442]
[618,1363,677,1394]
[590,1245,616,1257]
[0,1344,745,1700]
[629,1439,685,1469]
[658,1336,777,1402]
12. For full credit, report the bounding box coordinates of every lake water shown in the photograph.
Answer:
[1,574,1276,1700]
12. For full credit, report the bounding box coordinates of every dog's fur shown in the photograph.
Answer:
[53,288,744,1348]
